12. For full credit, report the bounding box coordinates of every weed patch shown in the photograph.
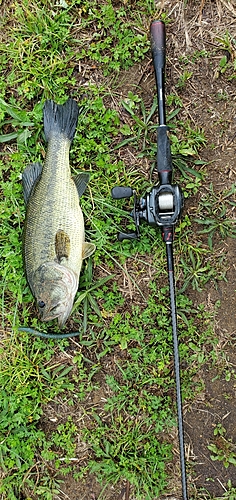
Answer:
[0,1,234,498]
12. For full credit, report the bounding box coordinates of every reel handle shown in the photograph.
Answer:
[111,186,139,241]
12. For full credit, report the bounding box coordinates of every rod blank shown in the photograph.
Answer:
[166,243,188,500]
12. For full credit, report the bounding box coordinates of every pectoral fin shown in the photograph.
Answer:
[82,242,96,260]
[55,230,70,262]
[22,162,43,204]
[73,172,90,197]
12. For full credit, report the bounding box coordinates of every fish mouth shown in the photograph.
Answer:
[34,263,78,327]
[39,299,74,327]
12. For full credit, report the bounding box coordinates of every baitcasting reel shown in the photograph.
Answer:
[111,182,183,243]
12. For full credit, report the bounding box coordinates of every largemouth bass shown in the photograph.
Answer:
[22,98,95,327]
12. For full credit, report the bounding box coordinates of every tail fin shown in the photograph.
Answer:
[43,98,79,142]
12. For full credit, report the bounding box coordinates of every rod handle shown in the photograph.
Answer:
[150,20,166,125]
[150,20,166,71]
[157,125,172,183]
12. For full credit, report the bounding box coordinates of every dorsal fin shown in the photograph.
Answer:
[22,162,43,204]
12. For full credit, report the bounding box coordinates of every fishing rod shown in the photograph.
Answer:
[111,20,188,500]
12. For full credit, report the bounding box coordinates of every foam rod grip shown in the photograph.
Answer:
[150,20,166,70]
[111,187,133,199]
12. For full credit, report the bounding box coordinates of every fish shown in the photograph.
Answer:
[22,98,96,327]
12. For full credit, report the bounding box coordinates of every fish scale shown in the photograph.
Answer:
[24,136,84,287]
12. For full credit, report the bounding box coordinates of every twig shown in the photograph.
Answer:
[198,0,206,23]
[125,480,130,500]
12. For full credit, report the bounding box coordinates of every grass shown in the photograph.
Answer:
[0,332,76,497]
[215,30,236,79]
[208,424,236,469]
[195,182,236,250]
[0,0,235,499]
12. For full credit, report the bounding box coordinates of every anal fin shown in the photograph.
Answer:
[73,172,90,198]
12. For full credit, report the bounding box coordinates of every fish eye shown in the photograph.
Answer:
[38,300,46,308]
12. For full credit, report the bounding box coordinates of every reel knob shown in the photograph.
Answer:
[111,186,133,199]
[118,231,138,241]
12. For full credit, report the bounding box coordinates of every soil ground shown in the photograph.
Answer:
[53,1,236,498]
[1,1,235,499]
